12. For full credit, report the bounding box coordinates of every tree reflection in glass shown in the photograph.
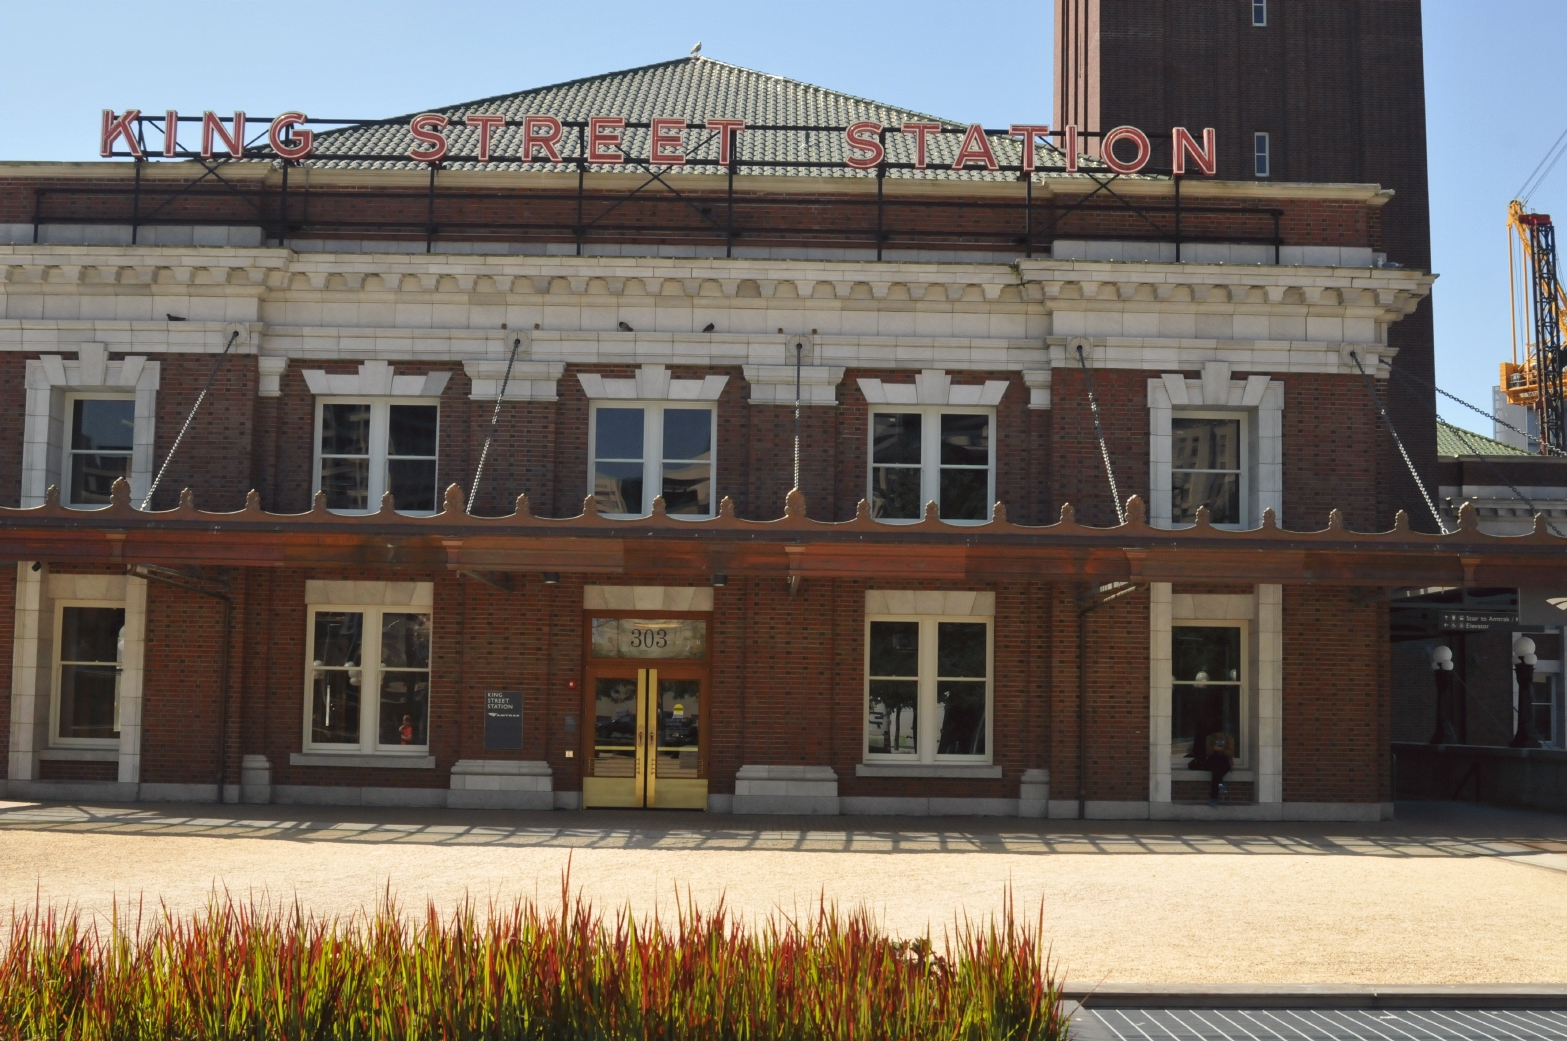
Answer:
[594,407,645,514]
[936,622,987,755]
[939,414,990,521]
[868,621,918,754]
[871,413,922,519]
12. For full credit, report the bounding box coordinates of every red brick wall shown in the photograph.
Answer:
[1062,0,1438,530]
[0,347,1393,533]
[2,175,1379,253]
[140,577,232,785]
[1279,373,1383,531]
[114,566,1408,812]
[1282,588,1388,804]
[144,355,258,512]
[39,760,117,781]
[1047,367,1150,527]
[1044,583,1150,806]
[0,355,26,510]
[267,363,475,514]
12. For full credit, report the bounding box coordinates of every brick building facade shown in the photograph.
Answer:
[1,50,1559,821]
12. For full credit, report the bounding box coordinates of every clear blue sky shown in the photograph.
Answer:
[1,0,1561,430]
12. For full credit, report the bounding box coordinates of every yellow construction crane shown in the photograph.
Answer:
[1501,199,1567,453]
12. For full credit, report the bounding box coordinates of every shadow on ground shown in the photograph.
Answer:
[0,799,1562,858]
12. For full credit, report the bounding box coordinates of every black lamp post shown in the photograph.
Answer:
[1429,644,1457,744]
[1510,636,1541,749]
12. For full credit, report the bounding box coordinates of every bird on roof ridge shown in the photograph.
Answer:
[690,41,702,56]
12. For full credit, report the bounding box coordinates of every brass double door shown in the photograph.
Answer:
[582,665,707,809]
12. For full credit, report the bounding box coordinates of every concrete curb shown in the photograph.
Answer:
[1064,985,1567,1009]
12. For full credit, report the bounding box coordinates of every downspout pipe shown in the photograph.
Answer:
[129,565,234,803]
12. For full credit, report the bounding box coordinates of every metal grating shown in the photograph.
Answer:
[1080,1008,1567,1041]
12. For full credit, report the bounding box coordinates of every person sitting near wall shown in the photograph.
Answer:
[1186,714,1236,807]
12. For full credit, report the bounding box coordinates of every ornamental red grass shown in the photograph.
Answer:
[0,878,1069,1040]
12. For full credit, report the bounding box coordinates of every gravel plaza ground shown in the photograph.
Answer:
[1,799,1565,986]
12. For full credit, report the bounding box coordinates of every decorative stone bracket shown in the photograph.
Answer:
[742,364,846,406]
[578,364,727,401]
[857,369,1009,406]
[22,343,160,508]
[462,360,566,402]
[301,360,452,398]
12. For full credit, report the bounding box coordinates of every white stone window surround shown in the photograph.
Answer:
[863,590,995,769]
[300,360,453,400]
[577,364,729,403]
[581,367,727,520]
[864,402,997,526]
[462,360,566,402]
[583,585,714,611]
[8,568,147,783]
[61,391,135,507]
[312,396,442,517]
[1148,584,1282,805]
[22,344,159,508]
[741,365,846,406]
[303,361,453,517]
[1168,409,1250,530]
[856,368,1010,408]
[860,369,1007,525]
[49,594,127,750]
[299,580,435,763]
[1148,361,1282,529]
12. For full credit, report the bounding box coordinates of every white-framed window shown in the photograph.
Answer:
[51,601,124,747]
[1171,411,1248,527]
[1252,0,1267,27]
[869,407,995,524]
[63,394,135,507]
[313,399,440,515]
[1171,621,1249,769]
[865,614,992,763]
[589,402,716,518]
[1254,132,1271,177]
[303,605,432,754]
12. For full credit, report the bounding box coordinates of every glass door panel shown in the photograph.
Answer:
[582,667,707,809]
[656,678,701,779]
[592,676,639,778]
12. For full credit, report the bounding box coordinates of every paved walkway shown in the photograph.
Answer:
[1,799,1565,985]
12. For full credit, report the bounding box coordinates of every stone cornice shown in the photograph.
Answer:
[1,250,1433,314]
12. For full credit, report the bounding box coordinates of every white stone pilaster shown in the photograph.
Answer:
[1257,584,1284,803]
[8,562,44,780]
[1148,582,1173,804]
[116,574,148,783]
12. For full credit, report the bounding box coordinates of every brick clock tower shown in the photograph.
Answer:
[1055,0,1435,527]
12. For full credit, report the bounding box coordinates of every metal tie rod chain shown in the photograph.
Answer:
[469,336,522,514]
[1387,360,1566,457]
[1077,343,1126,525]
[1349,350,1449,534]
[1384,364,1565,536]
[141,329,240,511]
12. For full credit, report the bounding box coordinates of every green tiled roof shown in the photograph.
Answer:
[1436,419,1529,457]
[292,56,1079,180]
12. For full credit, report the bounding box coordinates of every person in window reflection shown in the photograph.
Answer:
[399,715,415,745]
[1187,713,1235,806]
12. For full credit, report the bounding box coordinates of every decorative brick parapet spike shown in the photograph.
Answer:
[12,482,1566,546]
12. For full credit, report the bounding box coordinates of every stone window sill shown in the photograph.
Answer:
[855,763,1002,779]
[39,747,119,762]
[290,752,435,770]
